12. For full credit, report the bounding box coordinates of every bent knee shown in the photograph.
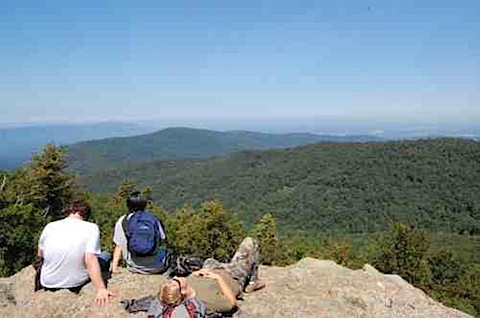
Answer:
[240,237,258,249]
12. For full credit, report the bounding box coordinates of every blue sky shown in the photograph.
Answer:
[1,0,479,133]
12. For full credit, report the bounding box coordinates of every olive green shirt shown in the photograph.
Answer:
[185,269,240,314]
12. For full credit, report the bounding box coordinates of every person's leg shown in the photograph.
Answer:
[202,237,264,292]
[202,257,226,270]
[227,237,263,291]
[97,251,111,272]
[230,237,259,279]
[68,283,86,294]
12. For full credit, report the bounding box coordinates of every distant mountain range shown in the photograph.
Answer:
[0,123,155,170]
[4,122,477,173]
[67,127,384,174]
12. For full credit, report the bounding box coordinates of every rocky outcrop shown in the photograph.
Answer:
[0,258,473,318]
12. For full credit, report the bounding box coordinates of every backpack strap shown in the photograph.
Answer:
[156,218,167,241]
[184,297,202,318]
[121,213,133,238]
[160,298,204,318]
[161,303,175,318]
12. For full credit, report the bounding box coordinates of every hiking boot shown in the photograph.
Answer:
[244,280,266,293]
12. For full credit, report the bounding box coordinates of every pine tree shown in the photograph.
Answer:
[373,222,430,286]
[114,179,138,203]
[253,213,279,265]
[25,144,79,219]
[168,201,245,262]
[0,204,44,275]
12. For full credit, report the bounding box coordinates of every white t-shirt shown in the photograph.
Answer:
[38,217,101,288]
[113,214,167,274]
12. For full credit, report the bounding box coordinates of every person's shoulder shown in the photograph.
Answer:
[44,219,59,227]
[42,218,77,235]
[79,220,100,232]
[114,214,128,228]
[116,214,128,223]
[43,218,65,230]
[41,221,54,233]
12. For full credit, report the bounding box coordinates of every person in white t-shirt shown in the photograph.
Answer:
[37,200,115,306]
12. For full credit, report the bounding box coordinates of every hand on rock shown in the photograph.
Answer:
[95,288,115,307]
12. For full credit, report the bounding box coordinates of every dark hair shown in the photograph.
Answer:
[126,191,147,212]
[62,199,91,219]
[172,278,183,295]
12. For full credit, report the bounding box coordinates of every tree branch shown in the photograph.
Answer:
[0,175,6,192]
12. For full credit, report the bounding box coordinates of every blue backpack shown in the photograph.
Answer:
[123,210,163,256]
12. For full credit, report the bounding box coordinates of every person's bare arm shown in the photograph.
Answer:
[111,245,123,274]
[193,269,237,308]
[85,253,115,306]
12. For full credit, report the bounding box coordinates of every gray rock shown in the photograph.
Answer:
[0,258,474,318]
[362,263,381,276]
[0,279,16,307]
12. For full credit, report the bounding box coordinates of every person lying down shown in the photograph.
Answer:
[121,237,265,317]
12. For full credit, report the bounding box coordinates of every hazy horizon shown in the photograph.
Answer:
[1,120,478,139]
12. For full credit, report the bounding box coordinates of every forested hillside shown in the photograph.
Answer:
[80,138,480,234]
[67,127,382,174]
